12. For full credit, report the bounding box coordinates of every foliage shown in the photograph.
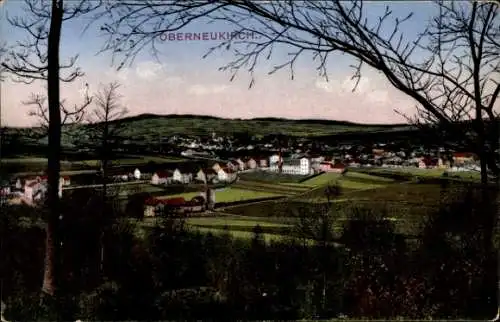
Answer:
[1,183,497,320]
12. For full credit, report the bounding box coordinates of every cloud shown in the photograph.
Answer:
[135,61,165,80]
[366,90,390,104]
[315,80,337,93]
[104,68,130,82]
[188,84,228,95]
[341,76,370,93]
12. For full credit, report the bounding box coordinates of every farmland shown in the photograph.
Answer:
[157,187,285,203]
[1,154,191,174]
[207,170,484,240]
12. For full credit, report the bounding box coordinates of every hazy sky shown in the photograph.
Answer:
[1,1,450,127]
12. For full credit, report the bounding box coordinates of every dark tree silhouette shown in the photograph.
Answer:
[1,0,101,297]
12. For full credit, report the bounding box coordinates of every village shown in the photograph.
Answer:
[1,139,480,217]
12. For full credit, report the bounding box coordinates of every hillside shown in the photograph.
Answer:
[2,114,418,150]
[92,113,415,138]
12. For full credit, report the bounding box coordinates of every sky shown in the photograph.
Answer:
[0,1,453,127]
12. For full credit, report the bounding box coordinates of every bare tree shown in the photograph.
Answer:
[1,0,101,297]
[85,81,128,275]
[23,85,91,135]
[99,0,499,183]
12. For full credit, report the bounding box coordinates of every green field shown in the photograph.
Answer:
[158,187,285,203]
[237,171,309,184]
[356,167,481,182]
[1,155,192,175]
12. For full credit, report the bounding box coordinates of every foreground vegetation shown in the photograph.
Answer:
[1,183,497,320]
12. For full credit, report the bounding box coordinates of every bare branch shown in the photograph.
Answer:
[101,0,500,179]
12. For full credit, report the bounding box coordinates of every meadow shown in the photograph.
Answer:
[1,155,192,175]
[197,169,486,240]
[157,187,285,203]
[161,170,406,240]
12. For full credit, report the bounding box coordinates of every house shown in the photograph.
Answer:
[235,158,246,171]
[212,162,222,172]
[452,152,476,165]
[144,195,207,217]
[24,181,50,203]
[226,161,239,172]
[151,171,169,185]
[319,161,334,172]
[246,158,258,169]
[269,154,281,165]
[331,162,347,174]
[258,158,268,168]
[61,176,71,186]
[144,197,187,217]
[346,159,361,167]
[204,168,218,183]
[172,169,183,183]
[182,173,193,184]
[181,149,196,157]
[269,157,311,175]
[195,169,207,183]
[310,155,324,163]
[1,185,10,197]
[418,159,427,169]
[15,179,22,190]
[172,168,192,184]
[419,157,439,169]
[217,167,237,182]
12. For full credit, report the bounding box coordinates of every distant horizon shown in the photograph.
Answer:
[2,112,411,129]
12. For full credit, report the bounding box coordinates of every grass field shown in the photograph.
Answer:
[158,187,284,203]
[1,155,192,175]
[356,167,481,182]
[230,180,312,196]
[237,171,309,184]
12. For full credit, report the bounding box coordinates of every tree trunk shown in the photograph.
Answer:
[41,0,64,297]
[480,152,488,185]
[99,157,108,276]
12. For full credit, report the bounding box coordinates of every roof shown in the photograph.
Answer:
[154,171,169,178]
[221,167,235,173]
[453,152,476,158]
[145,197,186,206]
[202,168,217,175]
[27,182,40,188]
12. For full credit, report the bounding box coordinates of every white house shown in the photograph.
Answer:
[172,169,183,183]
[235,158,246,171]
[195,169,207,183]
[269,154,281,165]
[298,157,311,175]
[172,169,192,184]
[133,168,141,180]
[182,173,193,184]
[246,158,258,169]
[217,168,229,182]
[217,168,237,182]
[268,157,311,175]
